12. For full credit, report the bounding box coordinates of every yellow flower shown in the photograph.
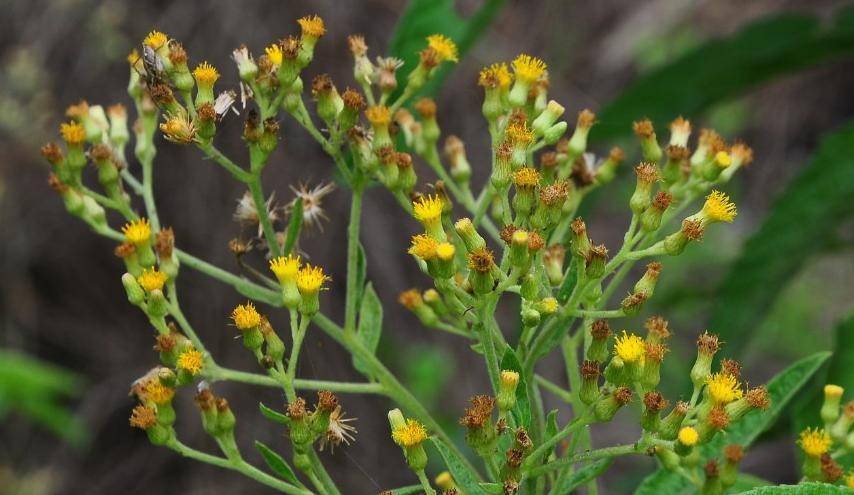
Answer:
[177,347,204,375]
[798,427,832,457]
[144,30,168,48]
[845,469,854,490]
[392,418,428,447]
[824,384,844,398]
[192,61,220,87]
[122,218,151,245]
[408,234,439,260]
[513,167,541,188]
[678,426,699,446]
[159,114,197,144]
[539,297,558,314]
[141,380,174,405]
[60,121,86,145]
[269,255,301,283]
[500,370,520,388]
[511,54,547,84]
[714,151,731,168]
[298,15,326,39]
[297,264,328,295]
[703,190,737,223]
[426,34,458,63]
[614,331,645,363]
[436,242,455,261]
[505,121,533,146]
[231,302,262,331]
[705,372,743,405]
[365,105,391,126]
[265,43,283,66]
[478,63,512,89]
[137,268,167,292]
[412,195,444,227]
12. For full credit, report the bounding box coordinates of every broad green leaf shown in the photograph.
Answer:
[554,459,613,494]
[556,255,578,304]
[430,437,486,494]
[710,122,854,355]
[282,198,302,255]
[499,348,531,428]
[352,282,384,375]
[258,402,290,425]
[389,486,423,495]
[728,474,772,493]
[595,6,854,140]
[635,352,830,495]
[388,0,506,96]
[732,483,852,495]
[254,440,299,484]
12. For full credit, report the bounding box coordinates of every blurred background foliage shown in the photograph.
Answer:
[1,0,853,493]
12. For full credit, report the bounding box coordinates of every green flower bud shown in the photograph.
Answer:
[633,119,662,163]
[629,163,659,215]
[585,244,608,279]
[593,386,632,423]
[640,191,673,232]
[690,332,720,389]
[567,110,596,161]
[455,217,486,253]
[720,445,744,489]
[821,384,844,426]
[659,401,689,441]
[497,370,520,412]
[532,100,565,137]
[580,360,601,405]
[509,230,530,268]
[122,272,146,306]
[587,320,611,363]
[543,121,568,145]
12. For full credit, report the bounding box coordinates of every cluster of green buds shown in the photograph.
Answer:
[284,392,341,473]
[796,384,854,487]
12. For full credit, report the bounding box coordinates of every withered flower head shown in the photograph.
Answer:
[643,391,669,413]
[129,404,157,429]
[347,35,367,56]
[697,331,720,355]
[155,227,175,258]
[154,333,177,353]
[570,217,586,236]
[720,358,742,380]
[467,247,495,273]
[704,460,720,478]
[652,191,673,211]
[645,342,668,363]
[506,448,524,468]
[745,386,770,410]
[311,73,335,98]
[316,390,339,412]
[723,444,744,463]
[633,119,655,139]
[194,388,216,411]
[539,182,568,207]
[41,142,64,165]
[581,360,600,379]
[591,320,611,340]
[644,316,671,340]
[414,98,437,119]
[287,397,308,420]
[342,88,365,111]
[699,129,726,154]
[820,453,843,482]
[614,386,633,406]
[515,428,532,449]
[666,144,689,161]
[114,242,136,259]
[609,146,625,163]
[577,109,596,129]
[460,395,495,429]
[634,162,659,184]
[527,231,545,252]
[281,36,302,59]
[707,405,730,430]
[499,223,518,244]
[681,218,705,241]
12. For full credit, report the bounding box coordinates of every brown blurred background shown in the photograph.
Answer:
[2,0,854,493]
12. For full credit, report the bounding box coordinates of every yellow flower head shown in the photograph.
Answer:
[177,347,204,375]
[478,63,512,89]
[270,255,301,283]
[614,331,645,363]
[799,427,832,457]
[137,268,167,292]
[678,426,699,446]
[824,384,844,399]
[426,34,458,63]
[703,190,737,223]
[144,30,168,48]
[505,121,533,146]
[298,15,326,39]
[159,115,196,144]
[141,380,174,405]
[408,234,439,261]
[265,43,283,66]
[513,167,541,189]
[392,418,428,447]
[412,194,444,227]
[714,150,731,168]
[436,242,455,261]
[60,121,86,145]
[193,61,220,87]
[365,105,391,126]
[500,370,520,388]
[539,297,558,314]
[122,218,152,245]
[846,469,854,490]
[297,264,328,294]
[231,302,262,331]
[705,372,743,405]
[512,54,547,84]
[127,48,140,65]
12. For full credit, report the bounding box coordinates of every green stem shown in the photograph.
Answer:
[248,175,282,256]
[285,311,311,402]
[344,183,364,332]
[524,413,591,470]
[527,443,641,478]
[207,365,384,394]
[198,142,251,182]
[415,469,436,495]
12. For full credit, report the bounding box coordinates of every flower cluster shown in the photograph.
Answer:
[797,384,854,487]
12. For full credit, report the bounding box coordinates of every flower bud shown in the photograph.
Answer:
[580,360,601,405]
[594,146,624,185]
[690,332,720,388]
[659,401,689,441]
[566,109,595,162]
[399,289,438,327]
[587,320,611,362]
[585,244,608,279]
[543,244,565,286]
[543,121,568,145]
[509,230,530,268]
[498,370,520,412]
[720,444,743,489]
[629,162,659,215]
[674,426,698,456]
[664,219,704,256]
[640,191,673,232]
[455,218,486,253]
[532,100,565,136]
[444,135,472,185]
[311,74,343,126]
[830,402,854,442]
[122,272,146,306]
[633,119,662,163]
[593,386,632,422]
[821,384,844,426]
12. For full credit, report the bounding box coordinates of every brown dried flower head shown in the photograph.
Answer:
[460,395,495,429]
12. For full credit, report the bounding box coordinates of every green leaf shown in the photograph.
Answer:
[595,6,854,140]
[635,352,830,495]
[282,198,303,255]
[258,402,290,425]
[254,440,299,484]
[355,243,367,305]
[731,483,852,495]
[388,0,506,96]
[556,256,578,304]
[430,437,486,495]
[710,122,854,355]
[545,409,559,439]
[352,282,383,375]
[728,474,772,493]
[499,348,531,428]
[554,459,613,493]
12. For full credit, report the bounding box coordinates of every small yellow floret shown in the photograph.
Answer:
[614,331,645,363]
[122,218,151,245]
[714,151,731,168]
[678,426,699,446]
[60,121,86,145]
[703,190,737,223]
[270,255,301,283]
[505,121,533,146]
[436,242,455,261]
[426,34,458,63]
[408,234,439,261]
[392,418,427,447]
[177,348,204,375]
[539,297,558,314]
[298,15,326,39]
[798,427,832,457]
[141,380,174,405]
[137,268,167,292]
[365,105,391,126]
[412,195,444,226]
[513,167,541,188]
[500,370,520,388]
[511,54,547,84]
[705,372,743,405]
[824,384,844,398]
[231,302,262,331]
[265,43,283,66]
[144,30,168,48]
[127,48,140,65]
[297,264,328,294]
[478,63,512,89]
[846,469,854,489]
[193,62,220,86]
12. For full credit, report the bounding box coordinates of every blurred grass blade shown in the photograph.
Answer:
[595,6,854,140]
[710,123,854,355]
[389,0,506,96]
[554,458,612,493]
[731,483,853,494]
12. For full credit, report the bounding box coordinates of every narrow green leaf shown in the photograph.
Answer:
[388,486,424,495]
[430,437,486,495]
[545,409,559,439]
[710,122,854,355]
[254,440,299,484]
[282,198,303,255]
[353,282,384,375]
[732,483,852,495]
[555,459,613,493]
[499,348,531,428]
[556,256,578,304]
[728,474,772,493]
[355,243,367,305]
[259,402,290,425]
[595,6,854,140]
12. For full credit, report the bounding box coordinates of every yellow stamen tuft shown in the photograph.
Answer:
[412,194,444,227]
[408,234,439,261]
[436,242,455,261]
[500,370,520,388]
[513,167,541,188]
[365,105,391,126]
[705,372,743,405]
[177,347,204,375]
[799,427,832,457]
[270,255,301,283]
[141,380,174,405]
[298,15,326,39]
[137,268,167,292]
[512,54,547,84]
[678,426,699,446]
[478,63,512,89]
[614,331,645,363]
[192,61,220,86]
[60,121,86,145]
[265,43,283,66]
[824,384,844,398]
[392,418,428,447]
[703,190,737,223]
[714,150,731,168]
[231,302,262,331]
[505,121,533,146]
[297,264,328,294]
[122,218,152,245]
[426,34,458,63]
[540,297,558,314]
[144,31,168,48]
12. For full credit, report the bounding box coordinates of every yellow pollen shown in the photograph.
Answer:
[436,242,455,261]
[703,190,737,223]
[392,418,427,447]
[297,264,328,294]
[144,30,168,48]
[824,384,844,398]
[478,63,512,89]
[298,15,326,39]
[678,426,699,446]
[193,61,220,86]
[540,297,558,314]
[412,195,444,226]
[141,380,174,405]
[122,218,152,245]
[426,34,458,63]
[505,121,533,146]
[365,105,391,126]
[798,427,832,457]
[177,348,204,375]
[60,121,86,145]
[231,302,262,330]
[511,54,547,84]
[614,331,645,363]
[265,44,283,66]
[705,372,743,405]
[137,268,167,292]
[408,234,439,261]
[269,255,301,283]
[500,370,520,388]
[714,150,732,168]
[513,167,541,188]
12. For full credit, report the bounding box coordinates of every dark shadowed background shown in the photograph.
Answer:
[2,0,854,493]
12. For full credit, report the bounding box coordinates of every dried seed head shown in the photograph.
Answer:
[723,444,744,463]
[643,391,669,413]
[342,88,365,111]
[581,360,600,379]
[460,395,495,429]
[697,331,720,355]
[591,320,611,340]
[515,428,532,449]
[467,247,495,273]
[129,405,157,429]
[633,119,655,139]
[506,448,524,468]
